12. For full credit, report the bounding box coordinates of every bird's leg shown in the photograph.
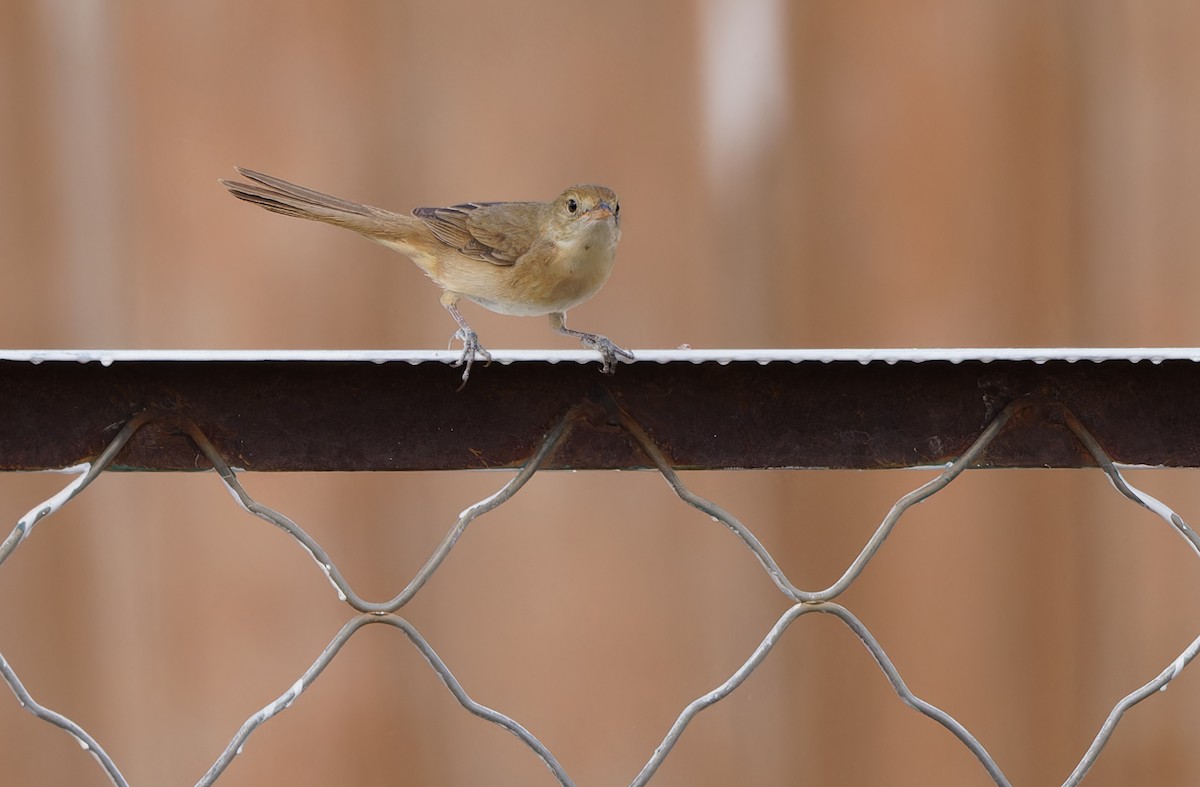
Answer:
[549,312,633,374]
[442,293,491,386]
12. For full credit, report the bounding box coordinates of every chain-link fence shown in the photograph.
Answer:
[1,349,1198,786]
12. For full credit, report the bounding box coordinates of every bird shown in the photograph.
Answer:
[219,167,632,384]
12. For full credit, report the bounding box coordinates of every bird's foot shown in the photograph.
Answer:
[576,332,634,374]
[450,329,493,388]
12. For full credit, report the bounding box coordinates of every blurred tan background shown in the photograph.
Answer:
[3,1,1200,785]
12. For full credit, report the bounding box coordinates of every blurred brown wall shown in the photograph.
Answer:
[2,2,1200,785]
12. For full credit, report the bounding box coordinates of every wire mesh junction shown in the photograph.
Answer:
[1,388,1199,786]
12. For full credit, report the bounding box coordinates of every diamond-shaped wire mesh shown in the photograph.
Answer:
[0,394,1197,785]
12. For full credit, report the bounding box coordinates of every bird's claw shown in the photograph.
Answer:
[450,329,492,388]
[579,333,634,374]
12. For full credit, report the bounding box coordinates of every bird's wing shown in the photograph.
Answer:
[412,201,542,265]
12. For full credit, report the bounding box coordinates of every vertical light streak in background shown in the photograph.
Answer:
[699,0,788,187]
[32,1,127,341]
[697,0,790,341]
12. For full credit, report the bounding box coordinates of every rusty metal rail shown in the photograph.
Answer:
[1,348,1198,472]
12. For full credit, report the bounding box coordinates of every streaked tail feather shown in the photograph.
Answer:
[219,167,409,236]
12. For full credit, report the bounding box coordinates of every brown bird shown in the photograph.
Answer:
[220,167,632,383]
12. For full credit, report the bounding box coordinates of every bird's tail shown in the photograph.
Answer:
[219,167,416,238]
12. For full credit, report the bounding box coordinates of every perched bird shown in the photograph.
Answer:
[220,167,632,383]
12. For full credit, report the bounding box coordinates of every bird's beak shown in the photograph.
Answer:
[587,201,616,221]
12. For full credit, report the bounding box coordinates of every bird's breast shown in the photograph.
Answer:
[463,227,617,316]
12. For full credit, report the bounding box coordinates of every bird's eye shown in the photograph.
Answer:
[614,203,620,216]
[567,198,578,213]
